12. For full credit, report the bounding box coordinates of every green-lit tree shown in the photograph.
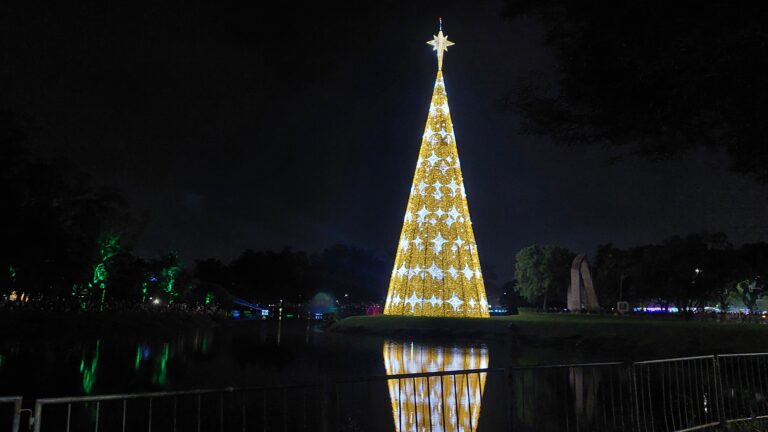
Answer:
[2,112,144,301]
[73,233,121,309]
[514,245,575,309]
[158,253,183,304]
[735,279,763,314]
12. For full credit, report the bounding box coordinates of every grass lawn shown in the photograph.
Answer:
[329,312,768,361]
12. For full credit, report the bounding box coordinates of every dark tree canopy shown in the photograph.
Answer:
[505,0,768,181]
[591,232,768,314]
[206,245,388,305]
[514,244,575,308]
[1,111,144,299]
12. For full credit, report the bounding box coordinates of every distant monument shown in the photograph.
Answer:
[568,254,600,312]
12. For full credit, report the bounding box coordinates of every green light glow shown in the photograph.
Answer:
[162,265,180,304]
[141,281,149,303]
[73,234,121,309]
[80,340,100,395]
[152,343,170,387]
[204,292,214,305]
[91,234,120,310]
[134,346,142,370]
[0,354,4,369]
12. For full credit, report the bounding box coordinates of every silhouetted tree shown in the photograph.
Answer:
[504,0,768,181]
[499,280,527,314]
[1,111,143,300]
[193,258,232,302]
[316,244,388,302]
[593,244,634,306]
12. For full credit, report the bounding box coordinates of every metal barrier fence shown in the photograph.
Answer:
[509,361,632,432]
[718,353,768,424]
[632,355,721,432]
[0,397,22,432]
[29,384,324,432]
[6,353,768,431]
[334,367,509,432]
[18,368,505,432]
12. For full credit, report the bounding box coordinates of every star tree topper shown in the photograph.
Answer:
[427,18,454,71]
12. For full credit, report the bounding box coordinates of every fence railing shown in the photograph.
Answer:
[632,355,721,432]
[335,367,508,432]
[509,361,631,432]
[718,353,768,424]
[29,384,324,432]
[6,353,768,431]
[0,397,22,432]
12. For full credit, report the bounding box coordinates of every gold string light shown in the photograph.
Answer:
[384,22,489,318]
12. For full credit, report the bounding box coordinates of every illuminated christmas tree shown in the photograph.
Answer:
[384,23,489,318]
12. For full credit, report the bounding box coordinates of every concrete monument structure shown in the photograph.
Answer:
[568,254,600,312]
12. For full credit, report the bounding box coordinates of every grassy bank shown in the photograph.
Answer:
[0,310,226,343]
[329,313,768,360]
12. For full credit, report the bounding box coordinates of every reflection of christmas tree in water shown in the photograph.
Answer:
[384,24,488,317]
[383,341,488,432]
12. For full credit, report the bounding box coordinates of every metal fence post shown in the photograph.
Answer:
[32,402,42,432]
[504,368,513,431]
[12,354,768,431]
[11,397,21,432]
[713,355,725,426]
[631,363,641,432]
[0,397,24,432]
[321,382,336,432]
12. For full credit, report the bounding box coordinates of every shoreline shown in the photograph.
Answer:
[329,313,768,361]
[0,310,227,342]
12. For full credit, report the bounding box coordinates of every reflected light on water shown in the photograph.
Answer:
[152,343,170,386]
[80,340,100,395]
[383,341,489,432]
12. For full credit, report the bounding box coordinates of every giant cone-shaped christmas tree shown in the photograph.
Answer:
[384,25,489,318]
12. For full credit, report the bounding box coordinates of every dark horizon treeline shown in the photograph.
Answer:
[6,111,768,312]
[2,111,143,304]
[508,233,768,314]
[1,112,390,307]
[195,245,388,305]
[591,233,768,313]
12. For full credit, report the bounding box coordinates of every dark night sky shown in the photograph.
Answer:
[3,0,767,285]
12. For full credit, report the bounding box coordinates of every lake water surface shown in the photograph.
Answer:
[0,319,608,431]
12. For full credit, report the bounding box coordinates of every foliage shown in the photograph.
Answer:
[735,279,764,313]
[514,245,575,309]
[205,245,388,304]
[504,0,768,181]
[499,280,528,314]
[592,244,634,306]
[509,233,768,314]
[591,233,768,313]
[1,111,144,300]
